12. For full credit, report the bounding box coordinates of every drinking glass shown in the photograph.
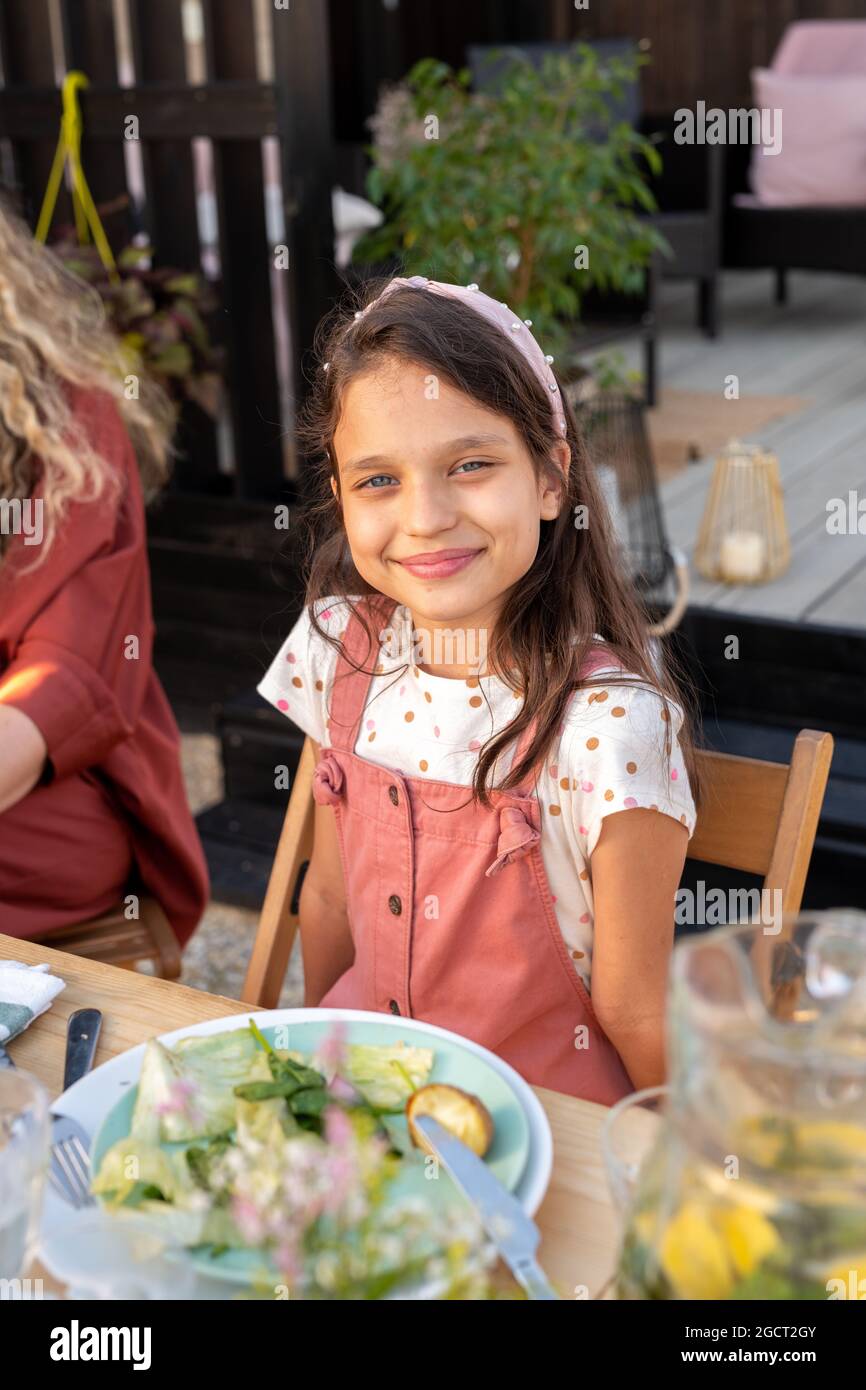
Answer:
[601,1084,669,1215]
[0,1068,51,1282]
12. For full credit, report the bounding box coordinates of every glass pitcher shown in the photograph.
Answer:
[603,911,866,1300]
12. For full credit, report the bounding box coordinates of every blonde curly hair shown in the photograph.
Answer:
[0,195,175,571]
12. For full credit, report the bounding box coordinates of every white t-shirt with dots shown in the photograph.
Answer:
[257,596,697,990]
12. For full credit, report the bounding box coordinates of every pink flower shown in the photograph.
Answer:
[153,1078,203,1128]
[275,1237,304,1284]
[322,1153,358,1213]
[317,1019,349,1070]
[232,1193,266,1243]
[324,1104,354,1148]
[327,1074,359,1103]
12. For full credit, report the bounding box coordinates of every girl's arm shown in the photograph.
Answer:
[588,808,689,1090]
[0,704,48,814]
[298,739,355,1005]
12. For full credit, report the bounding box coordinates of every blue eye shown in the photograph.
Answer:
[454,460,493,475]
[357,474,394,490]
[355,460,494,490]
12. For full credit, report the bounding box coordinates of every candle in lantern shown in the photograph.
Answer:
[719,529,766,583]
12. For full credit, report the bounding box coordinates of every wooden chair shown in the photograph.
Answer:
[241,729,834,1009]
[36,894,182,979]
[242,737,316,1008]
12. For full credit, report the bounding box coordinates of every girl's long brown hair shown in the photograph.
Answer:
[296,276,704,814]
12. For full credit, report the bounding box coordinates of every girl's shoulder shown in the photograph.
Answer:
[551,650,695,854]
[256,595,368,745]
[272,595,353,679]
[563,649,688,755]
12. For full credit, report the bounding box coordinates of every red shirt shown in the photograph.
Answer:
[0,384,209,946]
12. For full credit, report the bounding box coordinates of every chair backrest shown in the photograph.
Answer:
[242,736,316,1008]
[38,895,181,978]
[688,729,833,917]
[241,728,833,1008]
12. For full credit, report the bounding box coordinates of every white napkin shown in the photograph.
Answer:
[0,960,66,1043]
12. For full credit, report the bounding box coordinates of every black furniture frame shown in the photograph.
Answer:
[723,140,866,302]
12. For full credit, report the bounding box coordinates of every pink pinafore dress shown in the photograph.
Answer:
[311,597,634,1105]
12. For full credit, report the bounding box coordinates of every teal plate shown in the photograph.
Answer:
[90,1017,531,1286]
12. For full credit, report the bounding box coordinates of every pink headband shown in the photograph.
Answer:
[332,274,567,438]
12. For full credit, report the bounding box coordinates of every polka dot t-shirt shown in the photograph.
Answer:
[257,596,697,990]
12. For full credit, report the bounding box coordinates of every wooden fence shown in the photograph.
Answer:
[0,0,338,500]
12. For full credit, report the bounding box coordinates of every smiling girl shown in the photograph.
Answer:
[258,275,701,1103]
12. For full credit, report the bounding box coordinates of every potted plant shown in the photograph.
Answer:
[353,44,669,386]
[51,201,223,424]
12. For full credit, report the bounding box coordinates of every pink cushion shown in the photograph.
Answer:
[749,67,866,207]
[772,21,866,77]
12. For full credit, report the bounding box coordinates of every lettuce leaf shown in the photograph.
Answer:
[91,1137,195,1206]
[342,1043,434,1110]
[234,1049,302,1144]
[100,1199,247,1250]
[130,1029,261,1143]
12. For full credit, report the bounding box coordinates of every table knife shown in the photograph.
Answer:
[51,1008,102,1136]
[414,1114,560,1300]
[61,1009,102,1092]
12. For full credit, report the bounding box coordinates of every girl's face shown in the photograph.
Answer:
[330,355,569,649]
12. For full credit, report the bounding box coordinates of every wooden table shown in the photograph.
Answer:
[2,934,621,1300]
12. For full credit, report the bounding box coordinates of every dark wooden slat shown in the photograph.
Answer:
[0,84,278,141]
[0,0,74,228]
[270,0,339,462]
[355,0,403,127]
[327,0,368,142]
[128,0,203,262]
[202,0,285,498]
[59,0,129,246]
[127,0,216,491]
[61,0,118,82]
[134,0,186,81]
[1,0,56,82]
[206,0,258,77]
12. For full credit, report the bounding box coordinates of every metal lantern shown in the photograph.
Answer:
[694,439,790,585]
[574,390,689,636]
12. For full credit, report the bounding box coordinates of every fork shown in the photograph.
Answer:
[47,1008,102,1207]
[48,1113,96,1208]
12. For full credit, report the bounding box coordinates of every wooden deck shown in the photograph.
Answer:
[634,270,866,632]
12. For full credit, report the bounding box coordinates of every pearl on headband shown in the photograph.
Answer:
[331,274,568,438]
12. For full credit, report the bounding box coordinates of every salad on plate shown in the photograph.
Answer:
[88,1017,512,1299]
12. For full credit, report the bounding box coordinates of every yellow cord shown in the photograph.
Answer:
[35,70,119,285]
